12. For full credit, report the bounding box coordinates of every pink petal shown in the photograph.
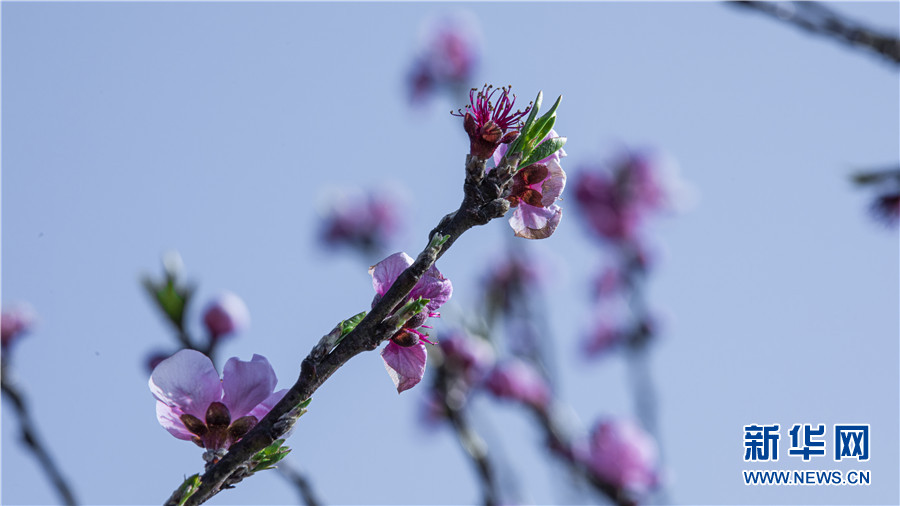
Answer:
[248,388,289,420]
[149,349,223,419]
[509,204,562,240]
[540,159,567,206]
[155,401,194,441]
[381,341,427,393]
[410,265,453,311]
[369,252,414,296]
[222,354,278,419]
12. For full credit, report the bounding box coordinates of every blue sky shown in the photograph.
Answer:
[2,2,898,505]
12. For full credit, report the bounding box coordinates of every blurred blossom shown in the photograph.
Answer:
[871,191,900,226]
[1,303,37,351]
[594,267,621,298]
[574,149,689,243]
[149,349,287,452]
[484,359,550,411]
[582,319,622,357]
[453,84,531,161]
[438,332,496,385]
[370,252,453,393]
[495,130,568,240]
[483,253,544,318]
[203,291,250,341]
[408,12,481,105]
[319,188,402,255]
[583,418,659,495]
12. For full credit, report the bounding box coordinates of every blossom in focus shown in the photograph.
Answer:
[1,303,36,351]
[574,149,686,242]
[496,130,567,239]
[583,418,659,495]
[452,84,531,161]
[320,189,401,255]
[149,349,287,451]
[370,252,453,393]
[408,12,481,105]
[203,291,250,340]
[484,359,550,410]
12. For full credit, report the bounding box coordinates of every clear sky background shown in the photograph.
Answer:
[2,2,898,505]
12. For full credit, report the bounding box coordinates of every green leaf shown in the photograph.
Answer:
[339,312,367,338]
[520,136,567,169]
[506,91,543,157]
[251,439,292,473]
[175,474,201,506]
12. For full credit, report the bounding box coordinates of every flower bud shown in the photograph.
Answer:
[203,292,250,340]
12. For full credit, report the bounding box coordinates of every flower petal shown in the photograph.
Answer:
[155,401,194,440]
[222,354,278,419]
[248,388,289,420]
[149,349,223,419]
[509,204,562,240]
[410,265,453,311]
[381,341,427,393]
[369,252,414,297]
[540,159,567,206]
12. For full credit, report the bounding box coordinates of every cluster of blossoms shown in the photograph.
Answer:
[319,189,401,255]
[1,303,36,353]
[149,349,286,454]
[453,84,567,240]
[573,149,682,356]
[407,12,481,105]
[371,252,453,393]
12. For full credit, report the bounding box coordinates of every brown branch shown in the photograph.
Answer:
[1,363,78,506]
[732,1,900,65]
[166,153,520,506]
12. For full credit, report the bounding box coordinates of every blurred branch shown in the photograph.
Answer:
[1,362,78,506]
[277,461,321,506]
[731,1,900,65]
[165,153,523,506]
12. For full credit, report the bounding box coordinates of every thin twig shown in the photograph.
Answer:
[1,363,78,506]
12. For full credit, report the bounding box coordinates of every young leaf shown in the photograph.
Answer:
[520,136,567,169]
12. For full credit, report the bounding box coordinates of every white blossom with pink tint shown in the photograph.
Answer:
[203,291,250,340]
[484,359,550,410]
[149,349,286,451]
[585,418,659,495]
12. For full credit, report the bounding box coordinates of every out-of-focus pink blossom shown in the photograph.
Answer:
[484,359,550,410]
[584,418,659,495]
[149,349,287,451]
[452,84,531,161]
[408,12,481,104]
[370,252,453,393]
[575,149,686,243]
[320,190,401,254]
[871,191,900,226]
[1,303,36,351]
[583,319,622,357]
[483,253,544,317]
[439,332,495,384]
[594,268,621,297]
[203,291,250,340]
[496,130,568,239]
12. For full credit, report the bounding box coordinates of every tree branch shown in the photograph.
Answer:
[166,153,521,506]
[732,1,900,66]
[1,363,78,506]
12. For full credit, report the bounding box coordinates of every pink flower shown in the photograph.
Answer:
[203,292,250,340]
[584,419,659,495]
[320,189,401,254]
[438,332,495,385]
[1,303,36,351]
[484,359,550,410]
[408,13,481,104]
[495,130,568,240]
[575,149,684,243]
[370,252,453,393]
[452,84,531,161]
[583,319,622,357]
[149,349,287,451]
